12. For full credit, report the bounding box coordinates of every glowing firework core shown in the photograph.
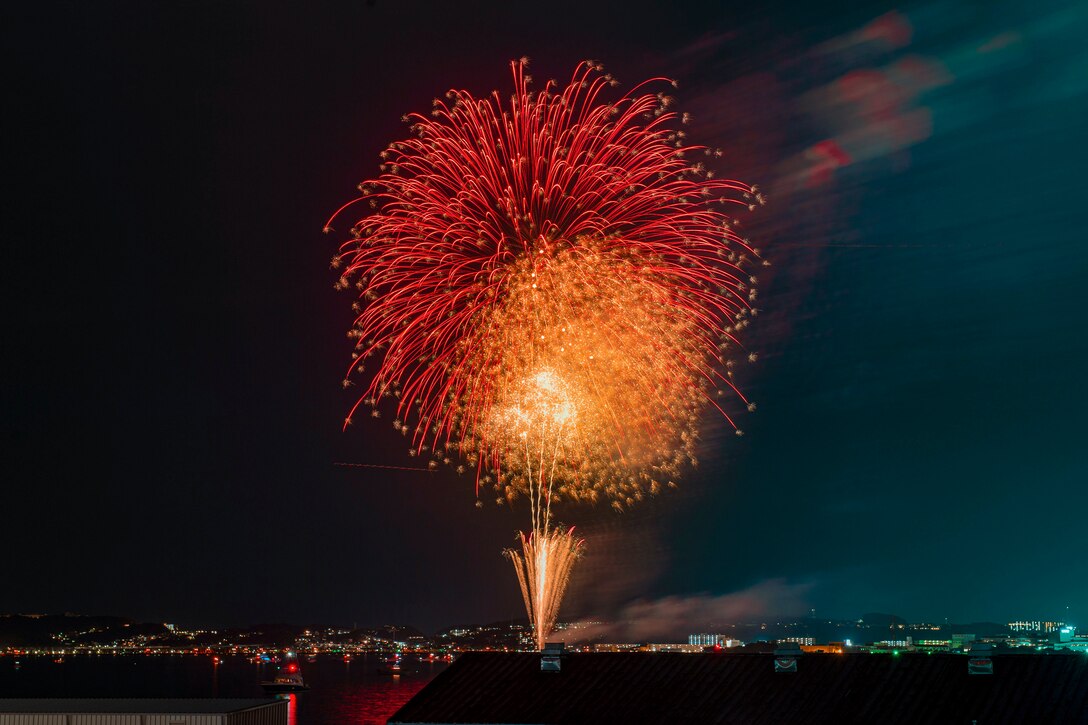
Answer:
[493,368,575,533]
[472,241,718,514]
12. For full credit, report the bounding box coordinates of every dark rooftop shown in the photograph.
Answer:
[0,699,285,714]
[390,652,1088,724]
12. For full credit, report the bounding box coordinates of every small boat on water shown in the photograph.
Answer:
[260,670,309,693]
[375,654,404,676]
[260,653,310,693]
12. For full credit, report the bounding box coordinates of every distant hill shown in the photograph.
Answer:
[859,613,907,630]
[0,614,167,647]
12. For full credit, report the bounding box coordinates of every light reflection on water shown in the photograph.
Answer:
[0,654,444,725]
[285,693,298,725]
[309,676,429,725]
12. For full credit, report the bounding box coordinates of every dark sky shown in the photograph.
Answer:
[4,0,1086,633]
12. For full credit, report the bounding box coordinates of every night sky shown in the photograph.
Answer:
[5,0,1086,633]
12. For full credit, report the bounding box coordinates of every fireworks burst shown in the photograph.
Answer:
[328,59,764,648]
[329,59,762,502]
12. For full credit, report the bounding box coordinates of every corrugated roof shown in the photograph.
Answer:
[389,652,1088,724]
[0,699,284,714]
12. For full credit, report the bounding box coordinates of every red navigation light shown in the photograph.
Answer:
[286,664,298,673]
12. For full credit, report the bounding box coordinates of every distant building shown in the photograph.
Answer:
[588,643,641,653]
[640,643,705,653]
[0,699,286,725]
[1054,627,1088,654]
[1008,620,1065,633]
[388,651,1088,724]
[950,633,976,651]
[778,637,815,647]
[688,634,739,647]
[800,643,844,654]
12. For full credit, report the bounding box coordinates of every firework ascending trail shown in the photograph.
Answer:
[506,528,583,650]
[328,59,764,648]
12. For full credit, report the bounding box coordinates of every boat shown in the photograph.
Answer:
[375,654,404,676]
[260,654,310,692]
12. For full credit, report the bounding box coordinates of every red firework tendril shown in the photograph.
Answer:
[328,59,766,505]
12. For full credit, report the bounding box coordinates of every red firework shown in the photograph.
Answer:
[327,59,764,493]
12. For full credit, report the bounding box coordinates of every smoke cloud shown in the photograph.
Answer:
[562,578,812,643]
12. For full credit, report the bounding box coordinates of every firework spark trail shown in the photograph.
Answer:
[506,527,584,650]
[329,59,764,649]
[333,462,435,472]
